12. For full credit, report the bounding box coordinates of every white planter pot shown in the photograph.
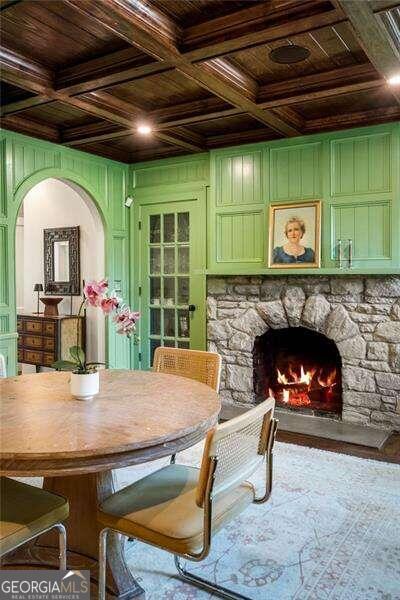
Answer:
[70,371,99,401]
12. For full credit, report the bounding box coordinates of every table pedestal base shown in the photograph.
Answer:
[1,471,144,599]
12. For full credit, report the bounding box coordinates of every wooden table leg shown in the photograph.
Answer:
[2,471,144,599]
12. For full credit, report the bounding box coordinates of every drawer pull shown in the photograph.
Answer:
[25,336,42,349]
[25,321,43,334]
[24,350,42,363]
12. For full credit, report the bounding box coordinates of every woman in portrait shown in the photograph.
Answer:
[273,216,315,264]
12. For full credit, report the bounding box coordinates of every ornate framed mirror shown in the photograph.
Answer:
[44,226,80,295]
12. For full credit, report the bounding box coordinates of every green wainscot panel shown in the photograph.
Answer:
[216,210,264,263]
[331,132,391,196]
[108,233,131,369]
[215,150,263,206]
[330,200,392,268]
[0,139,6,219]
[11,140,60,192]
[108,166,127,231]
[0,333,17,376]
[270,141,322,201]
[0,224,8,307]
[132,154,209,191]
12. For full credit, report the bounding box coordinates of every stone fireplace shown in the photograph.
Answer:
[207,276,400,432]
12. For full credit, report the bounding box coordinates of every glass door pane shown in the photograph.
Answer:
[145,210,191,365]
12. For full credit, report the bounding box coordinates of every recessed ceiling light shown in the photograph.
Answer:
[137,124,152,134]
[269,45,310,64]
[388,74,400,86]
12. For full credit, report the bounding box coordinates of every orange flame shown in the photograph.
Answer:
[273,364,338,408]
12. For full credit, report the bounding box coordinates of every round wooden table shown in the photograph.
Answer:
[0,370,220,598]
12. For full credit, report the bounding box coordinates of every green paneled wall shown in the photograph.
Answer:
[207,122,400,274]
[0,129,131,375]
[1,122,399,372]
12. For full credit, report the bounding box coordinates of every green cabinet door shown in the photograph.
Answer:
[329,199,393,269]
[136,197,206,370]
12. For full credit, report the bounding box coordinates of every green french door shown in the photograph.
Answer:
[137,197,206,370]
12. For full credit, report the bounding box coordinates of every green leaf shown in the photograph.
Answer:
[69,345,85,364]
[52,360,77,371]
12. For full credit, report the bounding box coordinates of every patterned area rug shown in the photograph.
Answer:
[116,442,400,600]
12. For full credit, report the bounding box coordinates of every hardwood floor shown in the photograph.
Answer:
[276,430,400,465]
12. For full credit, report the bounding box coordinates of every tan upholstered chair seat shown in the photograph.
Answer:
[0,477,69,556]
[98,464,253,555]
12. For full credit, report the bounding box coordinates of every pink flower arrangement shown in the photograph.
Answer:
[83,279,139,337]
[113,307,141,336]
[53,278,140,374]
[83,278,108,307]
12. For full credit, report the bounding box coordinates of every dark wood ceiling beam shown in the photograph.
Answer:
[155,127,205,152]
[62,63,386,143]
[55,48,171,95]
[64,0,181,62]
[335,0,400,104]
[1,95,54,115]
[272,107,305,130]
[260,78,385,108]
[65,92,205,151]
[183,5,347,62]
[0,0,22,10]
[176,62,300,135]
[0,46,205,153]
[1,113,60,142]
[150,97,240,126]
[65,0,301,136]
[0,46,53,94]
[304,105,400,132]
[62,122,130,146]
[257,63,381,102]
[369,1,400,14]
[200,58,258,101]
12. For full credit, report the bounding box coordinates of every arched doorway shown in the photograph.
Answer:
[15,177,105,371]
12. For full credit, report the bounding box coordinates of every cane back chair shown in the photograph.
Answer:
[0,477,69,569]
[153,346,222,464]
[98,397,277,600]
[153,347,222,392]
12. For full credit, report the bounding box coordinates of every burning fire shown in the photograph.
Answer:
[269,364,337,407]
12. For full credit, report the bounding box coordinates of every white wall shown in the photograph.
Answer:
[15,178,105,366]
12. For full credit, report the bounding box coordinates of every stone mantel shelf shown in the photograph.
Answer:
[206,268,400,276]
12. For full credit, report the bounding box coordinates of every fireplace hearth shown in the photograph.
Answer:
[254,327,342,416]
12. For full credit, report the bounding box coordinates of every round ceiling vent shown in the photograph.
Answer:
[269,45,310,64]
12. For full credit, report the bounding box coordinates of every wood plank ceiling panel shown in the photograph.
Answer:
[0,0,130,69]
[0,0,399,163]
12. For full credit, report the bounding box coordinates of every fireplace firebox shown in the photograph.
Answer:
[253,327,342,416]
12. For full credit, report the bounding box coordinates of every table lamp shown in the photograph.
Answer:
[33,283,43,313]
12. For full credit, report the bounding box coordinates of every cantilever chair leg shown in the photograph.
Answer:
[99,528,109,600]
[174,555,251,600]
[56,523,67,570]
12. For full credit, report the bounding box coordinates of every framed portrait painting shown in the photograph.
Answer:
[268,200,321,268]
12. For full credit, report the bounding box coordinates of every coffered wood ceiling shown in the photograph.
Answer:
[1,0,399,163]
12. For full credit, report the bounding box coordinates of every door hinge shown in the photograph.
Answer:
[138,286,142,296]
[138,221,142,230]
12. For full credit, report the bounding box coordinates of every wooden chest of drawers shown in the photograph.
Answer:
[17,314,85,371]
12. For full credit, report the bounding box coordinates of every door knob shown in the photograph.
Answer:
[188,304,196,312]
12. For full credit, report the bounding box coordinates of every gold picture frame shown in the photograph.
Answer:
[268,200,321,268]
